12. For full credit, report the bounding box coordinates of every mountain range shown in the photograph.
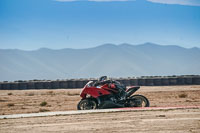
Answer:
[0,43,200,81]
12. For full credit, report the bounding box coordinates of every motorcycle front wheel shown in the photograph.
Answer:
[77,99,97,110]
[128,95,150,107]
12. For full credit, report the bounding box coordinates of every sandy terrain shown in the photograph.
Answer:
[0,85,200,132]
[0,85,200,115]
[0,108,199,133]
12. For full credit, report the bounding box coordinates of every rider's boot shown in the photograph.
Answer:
[119,91,127,101]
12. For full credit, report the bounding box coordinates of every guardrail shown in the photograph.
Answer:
[0,75,200,90]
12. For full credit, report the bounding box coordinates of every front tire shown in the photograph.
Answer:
[77,99,97,110]
[128,95,150,107]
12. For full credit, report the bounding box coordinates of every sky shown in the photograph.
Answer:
[0,0,200,50]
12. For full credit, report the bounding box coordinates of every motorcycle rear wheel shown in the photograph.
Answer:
[77,99,97,110]
[129,95,150,107]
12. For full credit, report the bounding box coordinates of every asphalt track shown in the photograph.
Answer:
[0,106,200,119]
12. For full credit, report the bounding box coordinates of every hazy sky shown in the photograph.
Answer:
[0,0,200,50]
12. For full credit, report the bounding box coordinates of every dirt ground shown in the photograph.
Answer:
[0,85,200,115]
[0,108,199,133]
[0,85,200,133]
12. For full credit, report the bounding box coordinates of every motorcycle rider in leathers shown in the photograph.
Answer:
[94,76,127,100]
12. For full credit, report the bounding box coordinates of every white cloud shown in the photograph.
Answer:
[147,0,200,6]
[55,0,134,2]
[54,0,200,6]
[88,0,133,1]
[55,0,78,1]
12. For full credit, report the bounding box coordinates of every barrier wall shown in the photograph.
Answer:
[0,75,200,90]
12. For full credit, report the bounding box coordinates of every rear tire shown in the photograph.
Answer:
[129,95,150,107]
[77,99,97,110]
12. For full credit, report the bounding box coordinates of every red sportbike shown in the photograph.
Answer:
[77,80,150,110]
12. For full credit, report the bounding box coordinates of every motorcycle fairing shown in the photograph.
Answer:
[126,86,140,92]
[101,84,118,93]
[126,86,140,97]
[80,86,111,98]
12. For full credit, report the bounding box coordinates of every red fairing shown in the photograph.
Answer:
[101,84,118,93]
[80,85,111,98]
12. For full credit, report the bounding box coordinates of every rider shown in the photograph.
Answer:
[94,76,127,100]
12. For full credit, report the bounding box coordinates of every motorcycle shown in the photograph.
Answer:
[77,79,150,110]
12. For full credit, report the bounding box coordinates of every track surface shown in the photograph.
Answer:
[0,106,199,119]
[1,85,200,115]
[1,107,200,133]
[1,86,200,132]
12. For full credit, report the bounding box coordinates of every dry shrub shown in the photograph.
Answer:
[40,91,55,96]
[67,91,80,96]
[156,115,166,117]
[27,92,35,96]
[0,99,7,102]
[7,103,15,107]
[39,108,50,112]
[40,101,47,106]
[7,92,13,95]
[185,99,192,102]
[21,107,26,109]
[179,93,188,98]
[47,91,55,95]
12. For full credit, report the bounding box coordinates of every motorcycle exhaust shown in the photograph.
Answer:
[99,101,124,109]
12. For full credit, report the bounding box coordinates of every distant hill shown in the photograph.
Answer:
[0,43,200,81]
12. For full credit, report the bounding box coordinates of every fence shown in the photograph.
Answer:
[0,75,200,90]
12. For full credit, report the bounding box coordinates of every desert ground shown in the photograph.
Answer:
[0,85,200,132]
[0,108,200,133]
[0,85,200,115]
